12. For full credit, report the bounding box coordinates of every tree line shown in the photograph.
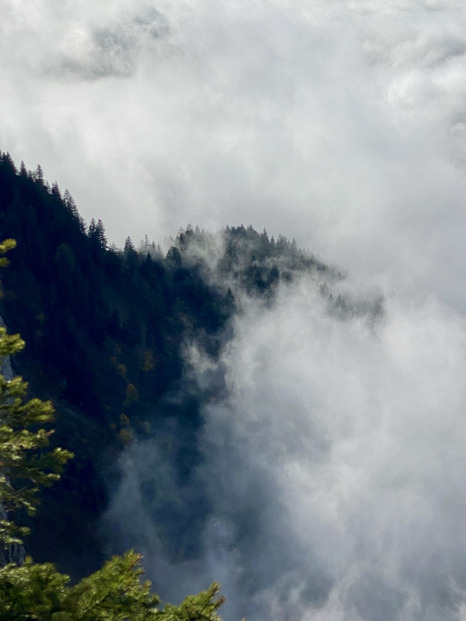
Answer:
[0,150,336,597]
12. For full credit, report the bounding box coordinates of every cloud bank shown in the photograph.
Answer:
[105,277,466,620]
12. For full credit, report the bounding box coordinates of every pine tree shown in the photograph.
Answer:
[35,165,44,185]
[0,554,224,620]
[95,219,107,250]
[0,239,228,621]
[0,240,72,549]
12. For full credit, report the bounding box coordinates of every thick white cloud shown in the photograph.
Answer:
[105,279,466,620]
[2,0,466,304]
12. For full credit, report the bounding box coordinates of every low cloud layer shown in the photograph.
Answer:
[105,276,466,620]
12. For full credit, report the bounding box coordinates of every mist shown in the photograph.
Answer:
[103,270,466,621]
[2,1,466,304]
[3,1,466,619]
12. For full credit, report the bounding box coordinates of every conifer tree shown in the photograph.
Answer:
[0,240,72,548]
[0,239,228,621]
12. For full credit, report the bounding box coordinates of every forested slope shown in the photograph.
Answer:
[0,150,345,580]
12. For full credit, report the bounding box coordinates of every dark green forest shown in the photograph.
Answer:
[0,150,345,584]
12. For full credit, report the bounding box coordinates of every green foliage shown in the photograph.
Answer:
[0,324,72,546]
[0,239,16,269]
[0,331,226,621]
[0,558,69,620]
[0,552,224,620]
[0,238,227,620]
[0,241,72,548]
[64,551,159,620]
[159,582,224,621]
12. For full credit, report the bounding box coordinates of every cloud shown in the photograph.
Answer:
[47,7,168,82]
[1,1,466,307]
[206,285,466,621]
[104,276,466,620]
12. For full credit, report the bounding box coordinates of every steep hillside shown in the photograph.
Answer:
[0,150,357,579]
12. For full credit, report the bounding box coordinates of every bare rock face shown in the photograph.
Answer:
[0,315,26,567]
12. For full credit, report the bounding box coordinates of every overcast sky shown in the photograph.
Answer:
[3,2,466,620]
[2,0,466,304]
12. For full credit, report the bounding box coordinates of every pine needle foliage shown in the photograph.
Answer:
[0,554,223,620]
[0,240,72,547]
[0,239,228,620]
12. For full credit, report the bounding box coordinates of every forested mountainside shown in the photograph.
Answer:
[0,150,359,581]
